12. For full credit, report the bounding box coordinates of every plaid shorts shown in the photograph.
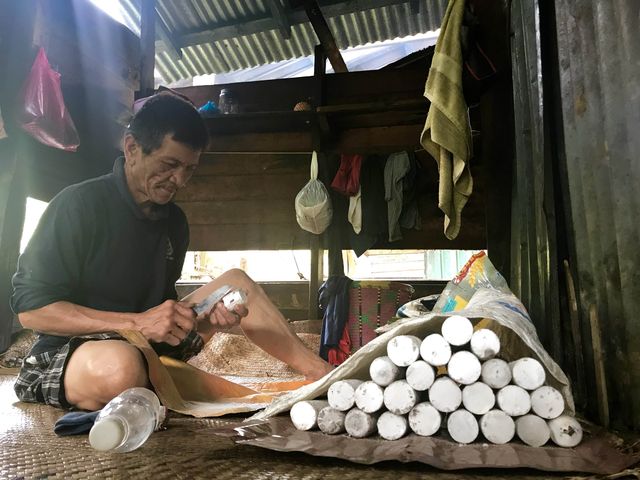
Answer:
[14,330,204,409]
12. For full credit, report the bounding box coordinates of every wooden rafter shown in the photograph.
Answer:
[268,0,292,39]
[156,11,182,61]
[301,0,348,73]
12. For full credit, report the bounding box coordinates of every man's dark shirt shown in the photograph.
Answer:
[10,157,189,355]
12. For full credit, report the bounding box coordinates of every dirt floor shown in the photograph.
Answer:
[0,374,625,480]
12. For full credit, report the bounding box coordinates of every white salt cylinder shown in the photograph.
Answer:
[447,351,482,385]
[369,356,403,387]
[290,400,330,431]
[408,402,442,436]
[383,380,419,415]
[496,385,532,417]
[419,334,452,366]
[406,360,435,391]
[441,315,474,346]
[470,329,501,360]
[354,381,385,413]
[317,406,346,435]
[447,409,479,444]
[387,335,422,367]
[428,377,462,413]
[462,382,495,415]
[344,408,378,438]
[377,411,409,441]
[328,379,363,411]
[511,357,546,390]
[530,386,565,419]
[548,415,583,447]
[480,409,516,444]
[481,358,512,389]
[515,414,551,447]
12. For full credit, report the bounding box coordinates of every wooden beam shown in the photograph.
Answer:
[268,0,292,39]
[301,0,348,73]
[157,0,415,52]
[139,0,156,96]
[308,236,324,320]
[156,10,182,61]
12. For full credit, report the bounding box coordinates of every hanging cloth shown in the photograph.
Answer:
[318,275,352,363]
[331,154,363,196]
[420,0,473,240]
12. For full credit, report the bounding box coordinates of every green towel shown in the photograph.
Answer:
[420,0,473,240]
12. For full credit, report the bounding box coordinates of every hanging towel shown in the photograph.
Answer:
[348,186,362,234]
[420,0,473,240]
[384,152,411,242]
[331,154,363,196]
[318,276,352,362]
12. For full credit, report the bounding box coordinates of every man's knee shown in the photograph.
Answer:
[64,340,149,410]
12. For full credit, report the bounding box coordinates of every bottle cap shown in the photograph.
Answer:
[89,417,126,451]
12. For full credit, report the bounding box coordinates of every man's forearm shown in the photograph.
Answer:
[18,301,137,336]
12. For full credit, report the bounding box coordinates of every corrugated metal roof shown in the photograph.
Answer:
[112,0,446,83]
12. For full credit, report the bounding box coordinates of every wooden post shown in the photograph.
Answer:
[139,0,156,98]
[307,235,323,320]
[0,143,27,352]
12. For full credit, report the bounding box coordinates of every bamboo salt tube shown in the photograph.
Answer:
[548,415,583,447]
[354,381,385,413]
[405,360,435,391]
[496,385,532,417]
[447,351,482,385]
[408,402,442,436]
[515,414,551,447]
[344,408,379,438]
[530,386,565,419]
[377,411,409,441]
[511,357,546,390]
[369,356,403,387]
[328,379,363,411]
[317,406,346,435]
[462,382,496,415]
[480,409,516,444]
[290,400,330,431]
[420,333,452,366]
[387,335,422,367]
[428,377,462,413]
[383,380,419,415]
[470,328,501,360]
[447,409,479,444]
[441,315,474,346]
[481,358,512,389]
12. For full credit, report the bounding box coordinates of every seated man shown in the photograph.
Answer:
[11,92,331,411]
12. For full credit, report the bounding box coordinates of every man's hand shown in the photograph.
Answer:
[135,300,196,346]
[204,302,248,331]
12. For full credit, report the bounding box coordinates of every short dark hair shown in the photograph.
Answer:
[126,92,209,154]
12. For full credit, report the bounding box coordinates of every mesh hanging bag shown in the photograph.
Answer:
[295,151,333,234]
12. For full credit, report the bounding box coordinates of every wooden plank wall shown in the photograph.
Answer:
[175,150,487,252]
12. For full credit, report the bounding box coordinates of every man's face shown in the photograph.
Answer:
[124,133,200,205]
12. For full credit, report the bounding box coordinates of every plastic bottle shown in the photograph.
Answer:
[89,387,164,453]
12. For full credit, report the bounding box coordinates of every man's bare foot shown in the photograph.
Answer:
[304,361,335,382]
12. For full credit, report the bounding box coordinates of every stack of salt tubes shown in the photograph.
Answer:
[290,315,582,448]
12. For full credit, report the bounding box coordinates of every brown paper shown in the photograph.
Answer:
[214,417,640,475]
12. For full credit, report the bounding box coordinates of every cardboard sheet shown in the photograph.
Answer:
[215,417,640,475]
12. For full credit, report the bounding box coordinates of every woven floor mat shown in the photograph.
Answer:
[1,375,585,480]
[189,332,320,379]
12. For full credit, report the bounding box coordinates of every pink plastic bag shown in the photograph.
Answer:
[18,48,80,151]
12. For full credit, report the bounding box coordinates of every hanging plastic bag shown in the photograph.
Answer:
[295,151,332,234]
[18,48,80,151]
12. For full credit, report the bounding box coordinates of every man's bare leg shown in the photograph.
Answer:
[184,269,332,381]
[64,340,149,410]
